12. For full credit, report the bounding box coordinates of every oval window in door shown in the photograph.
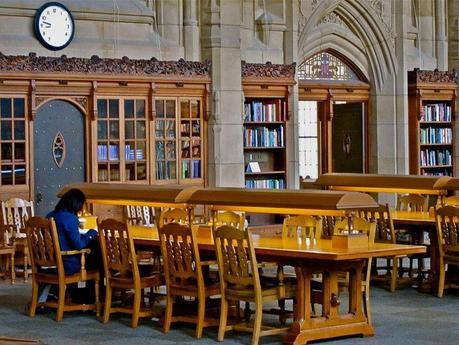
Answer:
[52,131,66,168]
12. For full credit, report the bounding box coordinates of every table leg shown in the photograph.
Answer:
[284,260,374,345]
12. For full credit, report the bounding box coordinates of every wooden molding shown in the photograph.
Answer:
[0,52,211,79]
[408,68,458,84]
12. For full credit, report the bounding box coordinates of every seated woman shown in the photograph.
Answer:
[46,188,100,303]
[47,188,98,275]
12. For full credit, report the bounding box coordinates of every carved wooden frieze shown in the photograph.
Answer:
[0,52,211,78]
[409,68,458,84]
[241,61,296,79]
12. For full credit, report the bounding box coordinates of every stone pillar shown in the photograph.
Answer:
[284,0,299,189]
[448,0,459,69]
[394,0,410,175]
[201,0,244,188]
[436,0,448,70]
[183,0,200,61]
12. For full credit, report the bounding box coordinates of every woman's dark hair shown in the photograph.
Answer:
[55,188,86,214]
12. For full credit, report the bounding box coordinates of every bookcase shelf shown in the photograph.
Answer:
[408,69,457,176]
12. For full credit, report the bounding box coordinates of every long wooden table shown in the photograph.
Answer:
[131,226,425,345]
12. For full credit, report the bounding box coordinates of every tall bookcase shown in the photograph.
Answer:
[243,97,287,188]
[408,69,457,176]
[241,61,295,189]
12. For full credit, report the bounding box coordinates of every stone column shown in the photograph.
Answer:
[284,0,299,189]
[436,0,448,70]
[201,0,244,187]
[183,0,200,61]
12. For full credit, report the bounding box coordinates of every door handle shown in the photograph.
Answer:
[36,192,43,204]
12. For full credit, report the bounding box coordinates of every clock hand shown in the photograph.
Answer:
[42,21,52,28]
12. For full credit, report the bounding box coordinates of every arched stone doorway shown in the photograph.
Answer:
[34,100,86,215]
[298,50,370,177]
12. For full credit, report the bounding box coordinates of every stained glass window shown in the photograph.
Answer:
[298,52,359,81]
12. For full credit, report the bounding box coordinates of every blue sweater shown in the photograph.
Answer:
[46,210,97,275]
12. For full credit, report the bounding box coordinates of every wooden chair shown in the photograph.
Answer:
[356,204,399,292]
[214,225,295,345]
[396,194,429,280]
[26,216,100,321]
[212,211,246,230]
[158,208,190,228]
[159,223,220,338]
[333,216,376,326]
[434,205,459,297]
[125,205,155,227]
[1,198,34,282]
[98,219,163,327]
[0,220,15,284]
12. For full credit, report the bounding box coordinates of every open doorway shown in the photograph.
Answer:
[298,101,319,179]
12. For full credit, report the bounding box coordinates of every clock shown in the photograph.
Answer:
[34,2,75,51]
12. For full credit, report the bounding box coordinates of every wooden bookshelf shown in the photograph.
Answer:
[408,69,457,176]
[242,61,295,190]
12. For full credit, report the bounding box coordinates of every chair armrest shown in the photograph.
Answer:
[200,260,217,266]
[61,248,91,256]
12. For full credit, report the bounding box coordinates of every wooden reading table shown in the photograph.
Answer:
[132,226,425,345]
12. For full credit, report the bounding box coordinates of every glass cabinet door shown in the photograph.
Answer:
[179,99,202,179]
[97,99,120,181]
[155,99,177,181]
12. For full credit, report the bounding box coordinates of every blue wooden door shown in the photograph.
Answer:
[34,100,85,216]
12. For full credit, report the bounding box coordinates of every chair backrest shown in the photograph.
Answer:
[435,205,459,257]
[25,216,63,278]
[333,216,376,245]
[2,198,35,241]
[439,195,459,207]
[321,215,340,238]
[282,215,322,244]
[213,211,246,230]
[98,218,139,280]
[396,194,428,212]
[214,225,259,292]
[158,223,202,287]
[125,205,155,226]
[356,204,396,243]
[158,208,190,228]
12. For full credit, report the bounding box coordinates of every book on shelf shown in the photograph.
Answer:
[97,144,108,161]
[245,178,285,189]
[246,161,261,173]
[125,145,144,160]
[420,149,451,167]
[192,160,201,178]
[244,101,285,122]
[421,103,452,122]
[243,126,284,147]
[109,144,119,161]
[419,127,452,145]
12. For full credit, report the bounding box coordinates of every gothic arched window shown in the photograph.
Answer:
[298,51,359,81]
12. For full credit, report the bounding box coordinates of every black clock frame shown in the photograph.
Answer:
[34,2,75,51]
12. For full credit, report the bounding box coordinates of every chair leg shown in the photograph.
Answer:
[390,257,397,293]
[56,283,66,321]
[363,287,372,326]
[195,293,206,338]
[131,289,141,328]
[251,299,263,345]
[23,251,28,283]
[94,279,100,318]
[29,279,39,317]
[102,285,111,323]
[438,261,445,298]
[278,299,286,325]
[10,253,15,284]
[163,293,173,333]
[217,297,228,342]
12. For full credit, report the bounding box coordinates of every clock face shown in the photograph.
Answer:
[34,2,75,50]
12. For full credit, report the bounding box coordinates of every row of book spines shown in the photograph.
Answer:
[420,149,452,167]
[421,104,452,122]
[181,160,201,179]
[419,127,452,144]
[97,168,120,181]
[97,144,144,161]
[245,179,285,189]
[244,101,286,122]
[421,170,452,176]
[244,126,284,147]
